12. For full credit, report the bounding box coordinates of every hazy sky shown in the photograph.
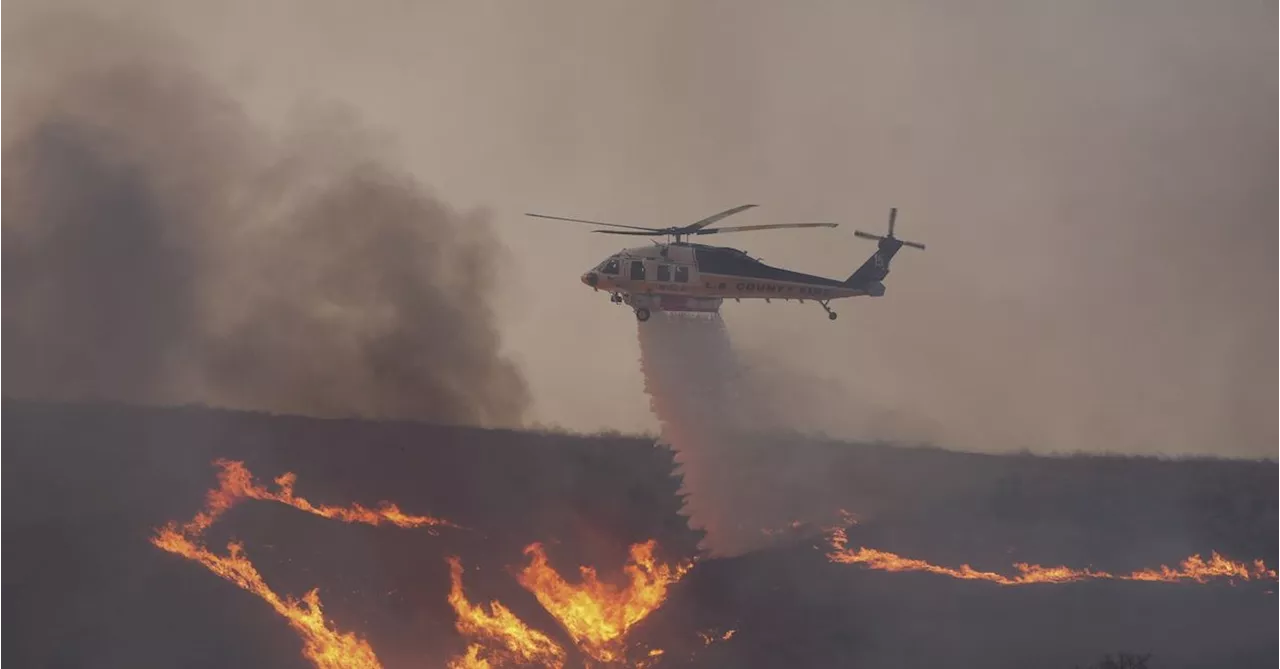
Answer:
[6,0,1276,457]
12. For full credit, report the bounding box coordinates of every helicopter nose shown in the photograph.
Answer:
[582,272,599,288]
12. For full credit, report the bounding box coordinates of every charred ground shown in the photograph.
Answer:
[4,399,1276,668]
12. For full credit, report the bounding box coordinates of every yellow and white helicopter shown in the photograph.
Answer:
[526,204,924,322]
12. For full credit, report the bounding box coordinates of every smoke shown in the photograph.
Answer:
[2,11,529,427]
[2,0,1272,456]
[635,0,1278,457]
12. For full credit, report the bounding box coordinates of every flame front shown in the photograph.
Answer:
[156,460,697,669]
[191,459,456,532]
[151,460,457,669]
[445,556,567,669]
[150,526,382,669]
[827,529,1278,585]
[516,540,691,664]
[155,457,1275,669]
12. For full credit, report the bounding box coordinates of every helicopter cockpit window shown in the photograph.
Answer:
[657,264,671,282]
[600,258,620,275]
[630,260,646,281]
[674,266,689,283]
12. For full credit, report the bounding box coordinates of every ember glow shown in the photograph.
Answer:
[517,540,692,664]
[445,556,567,669]
[827,529,1278,585]
[698,629,736,646]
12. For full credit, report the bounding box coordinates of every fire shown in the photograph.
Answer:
[152,460,457,669]
[827,529,1278,586]
[150,527,382,669]
[157,460,695,669]
[447,543,692,669]
[516,540,692,664]
[698,629,736,645]
[448,645,491,669]
[1125,553,1279,583]
[445,556,567,669]
[188,459,456,534]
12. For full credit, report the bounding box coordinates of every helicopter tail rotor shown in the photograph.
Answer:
[853,208,925,250]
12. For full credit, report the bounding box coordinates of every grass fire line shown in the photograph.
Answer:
[826,528,1278,586]
[150,460,1277,669]
[150,460,693,669]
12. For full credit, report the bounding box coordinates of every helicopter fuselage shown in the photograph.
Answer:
[542,204,920,322]
[580,242,882,320]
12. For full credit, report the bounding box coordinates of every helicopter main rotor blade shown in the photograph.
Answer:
[683,203,759,232]
[695,222,839,235]
[525,213,660,233]
[589,229,658,236]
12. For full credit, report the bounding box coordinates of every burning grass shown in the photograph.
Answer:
[826,528,1278,586]
[153,460,690,669]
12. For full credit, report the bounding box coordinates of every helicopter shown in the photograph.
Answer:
[525,204,924,322]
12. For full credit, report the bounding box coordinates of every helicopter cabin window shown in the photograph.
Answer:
[630,260,646,281]
[674,266,690,283]
[600,257,620,275]
[657,264,671,282]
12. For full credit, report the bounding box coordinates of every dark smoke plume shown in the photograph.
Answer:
[2,12,529,427]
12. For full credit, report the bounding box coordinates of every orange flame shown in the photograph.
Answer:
[447,644,492,669]
[827,529,1278,586]
[151,460,458,669]
[158,460,702,668]
[445,556,567,669]
[1125,554,1279,583]
[516,540,692,664]
[150,526,382,669]
[187,459,456,534]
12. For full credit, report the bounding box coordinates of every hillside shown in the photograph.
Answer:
[4,400,1275,668]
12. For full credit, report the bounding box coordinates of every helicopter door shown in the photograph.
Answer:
[674,265,690,283]
[629,260,647,281]
[656,264,671,282]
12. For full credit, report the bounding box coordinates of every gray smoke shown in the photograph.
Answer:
[639,0,1278,457]
[2,11,529,427]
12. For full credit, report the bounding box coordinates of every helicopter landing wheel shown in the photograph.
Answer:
[635,307,651,322]
[819,300,837,321]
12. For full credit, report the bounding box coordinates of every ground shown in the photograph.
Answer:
[4,400,1275,668]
